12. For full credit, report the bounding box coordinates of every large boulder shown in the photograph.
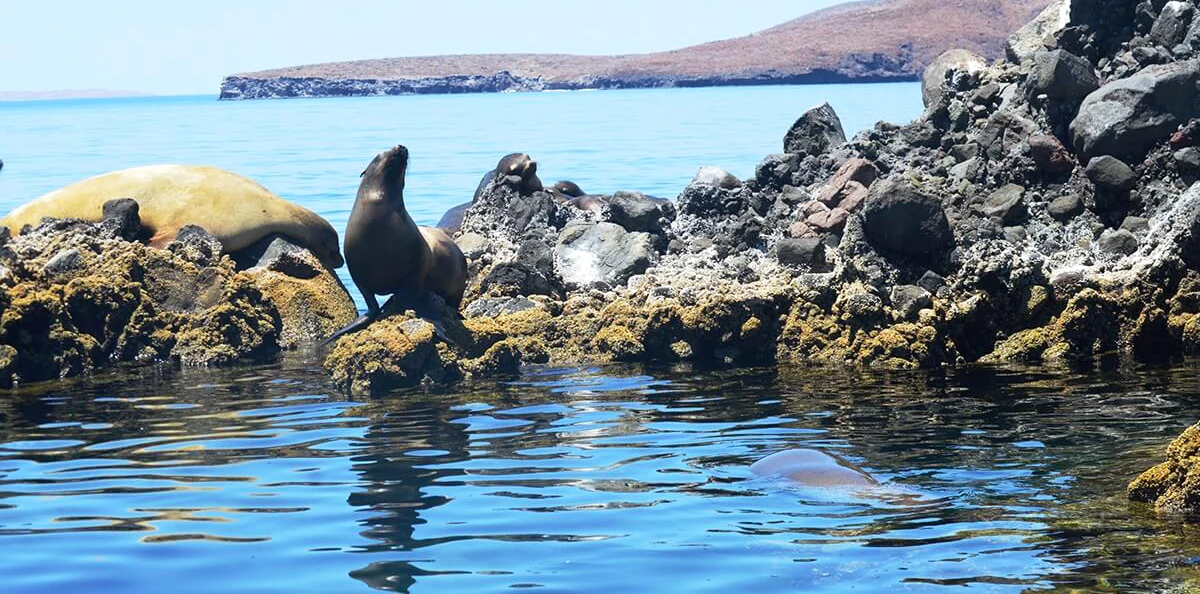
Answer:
[1027,50,1099,99]
[922,49,989,108]
[554,222,656,288]
[783,103,846,156]
[1069,59,1200,161]
[1150,1,1195,48]
[860,179,954,255]
[1006,0,1071,63]
[1129,422,1200,514]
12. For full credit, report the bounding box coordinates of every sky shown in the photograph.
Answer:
[0,0,849,95]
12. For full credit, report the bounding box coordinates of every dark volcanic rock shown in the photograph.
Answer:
[1150,1,1195,48]
[775,237,828,271]
[1085,155,1138,193]
[1098,228,1139,255]
[606,192,675,234]
[99,198,142,241]
[1070,59,1200,160]
[1027,49,1098,99]
[784,103,846,156]
[890,284,933,320]
[1048,193,1085,220]
[982,184,1028,225]
[555,222,655,288]
[861,179,954,255]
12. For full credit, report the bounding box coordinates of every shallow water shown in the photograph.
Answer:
[2,357,1199,593]
[0,84,922,308]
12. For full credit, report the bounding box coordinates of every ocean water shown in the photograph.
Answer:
[0,84,922,304]
[2,86,1199,593]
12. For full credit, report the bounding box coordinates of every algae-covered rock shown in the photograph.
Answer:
[1129,422,1200,514]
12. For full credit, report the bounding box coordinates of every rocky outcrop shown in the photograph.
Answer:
[1129,422,1200,514]
[0,199,354,386]
[219,0,1050,100]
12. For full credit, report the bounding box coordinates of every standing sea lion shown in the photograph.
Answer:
[436,153,544,233]
[326,145,468,344]
[0,164,344,270]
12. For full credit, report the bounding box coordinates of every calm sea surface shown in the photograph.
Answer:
[1,86,1199,593]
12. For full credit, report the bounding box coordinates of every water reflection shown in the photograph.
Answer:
[1,357,1200,592]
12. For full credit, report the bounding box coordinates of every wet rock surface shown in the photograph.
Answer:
[0,200,353,386]
[315,0,1200,398]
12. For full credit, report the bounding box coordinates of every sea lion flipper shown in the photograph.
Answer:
[319,313,376,347]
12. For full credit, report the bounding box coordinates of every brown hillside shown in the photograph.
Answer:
[236,0,1049,84]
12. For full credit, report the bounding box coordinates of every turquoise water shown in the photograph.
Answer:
[3,87,1198,592]
[0,85,922,306]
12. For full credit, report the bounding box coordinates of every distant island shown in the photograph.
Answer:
[0,89,152,102]
[219,0,1049,100]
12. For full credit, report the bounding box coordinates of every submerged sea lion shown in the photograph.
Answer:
[750,449,879,489]
[0,164,343,270]
[437,153,544,233]
[326,145,467,344]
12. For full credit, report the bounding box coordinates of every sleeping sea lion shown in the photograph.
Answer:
[750,449,879,489]
[0,164,343,270]
[436,153,544,233]
[549,180,586,199]
[325,145,468,344]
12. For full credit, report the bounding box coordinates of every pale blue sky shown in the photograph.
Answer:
[0,1,848,95]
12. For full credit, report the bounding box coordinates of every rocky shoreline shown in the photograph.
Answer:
[218,70,916,101]
[7,0,1200,514]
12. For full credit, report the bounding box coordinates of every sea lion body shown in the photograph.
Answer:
[344,145,467,317]
[750,449,879,489]
[437,153,543,233]
[0,164,343,269]
[567,195,609,213]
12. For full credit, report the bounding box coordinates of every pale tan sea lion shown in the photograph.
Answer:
[750,449,879,489]
[0,164,343,270]
[326,145,467,344]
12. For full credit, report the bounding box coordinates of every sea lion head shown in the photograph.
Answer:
[309,223,344,269]
[359,145,409,205]
[551,180,585,198]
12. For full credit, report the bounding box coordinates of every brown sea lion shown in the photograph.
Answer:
[750,449,879,489]
[437,153,543,233]
[0,164,343,270]
[326,145,468,344]
[549,180,586,199]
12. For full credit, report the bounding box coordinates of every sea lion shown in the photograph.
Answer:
[437,153,544,233]
[567,194,609,213]
[0,158,5,173]
[750,449,879,489]
[326,145,467,344]
[549,180,586,199]
[0,164,343,270]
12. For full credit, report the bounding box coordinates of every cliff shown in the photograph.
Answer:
[219,0,1049,100]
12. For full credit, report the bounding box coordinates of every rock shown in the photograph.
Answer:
[861,179,954,255]
[1028,50,1099,100]
[890,284,933,321]
[1048,194,1085,220]
[99,198,141,241]
[917,270,946,294]
[1176,147,1200,173]
[783,103,846,156]
[238,235,357,347]
[982,184,1028,225]
[555,222,655,288]
[922,49,988,108]
[815,158,879,210]
[775,237,828,271]
[1128,422,1200,513]
[1006,0,1071,63]
[464,296,538,319]
[693,166,742,190]
[1028,134,1076,175]
[1098,228,1139,255]
[1085,155,1138,193]
[1070,59,1200,161]
[755,153,802,189]
[1151,1,1195,48]
[806,207,850,233]
[166,224,225,267]
[43,248,84,277]
[788,221,813,238]
[455,232,491,259]
[1120,216,1151,233]
[606,191,674,234]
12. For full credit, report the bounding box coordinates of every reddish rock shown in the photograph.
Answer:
[817,158,880,207]
[1028,134,1075,175]
[788,221,814,238]
[807,207,850,232]
[804,200,831,217]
